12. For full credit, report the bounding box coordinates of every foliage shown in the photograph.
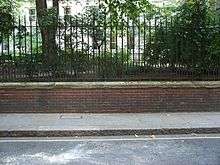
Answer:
[0,0,17,36]
[38,8,58,28]
[1,0,220,80]
[81,6,106,49]
[58,49,92,74]
[143,0,220,71]
[100,0,154,22]
[94,51,131,78]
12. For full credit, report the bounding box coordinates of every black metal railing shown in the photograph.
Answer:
[0,15,220,82]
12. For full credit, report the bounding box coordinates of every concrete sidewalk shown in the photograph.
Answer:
[0,112,220,137]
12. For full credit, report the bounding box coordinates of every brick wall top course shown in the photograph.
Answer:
[0,81,220,90]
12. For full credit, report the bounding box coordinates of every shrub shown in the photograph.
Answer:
[58,49,92,75]
[94,51,131,78]
[143,0,220,72]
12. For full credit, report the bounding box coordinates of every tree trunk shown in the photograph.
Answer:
[35,0,59,68]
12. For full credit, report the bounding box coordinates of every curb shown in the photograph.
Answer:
[1,128,220,137]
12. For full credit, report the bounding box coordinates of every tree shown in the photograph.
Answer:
[0,0,17,37]
[34,0,154,67]
[100,0,153,21]
[35,0,59,67]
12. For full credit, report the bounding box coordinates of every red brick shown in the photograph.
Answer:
[0,87,219,113]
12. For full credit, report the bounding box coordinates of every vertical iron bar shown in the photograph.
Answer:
[132,19,135,67]
[149,18,152,69]
[1,32,4,80]
[7,33,10,58]
[58,18,61,55]
[36,18,39,80]
[126,16,129,72]
[116,19,118,71]
[81,16,84,77]
[110,16,113,56]
[30,18,33,61]
[56,18,60,80]
[138,16,141,66]
[103,12,107,79]
[64,16,67,76]
[116,22,118,55]
[81,16,84,52]
[87,19,90,74]
[12,16,16,80]
[1,33,3,62]
[7,31,10,80]
[97,16,101,76]
[170,16,173,70]
[143,14,146,67]
[92,14,95,75]
[30,17,33,80]
[23,17,26,80]
[75,16,78,77]
[24,17,27,58]
[165,16,168,70]
[18,17,22,63]
[36,18,39,56]
[70,17,74,77]
[154,17,157,70]
[159,16,162,73]
[110,16,113,78]
[18,16,22,79]
[175,17,179,79]
[75,16,78,52]
[0,28,4,80]
[121,18,124,75]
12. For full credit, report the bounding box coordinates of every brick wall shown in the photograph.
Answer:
[0,82,219,113]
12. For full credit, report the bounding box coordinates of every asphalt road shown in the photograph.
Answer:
[0,135,220,165]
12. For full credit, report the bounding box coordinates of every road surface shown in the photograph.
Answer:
[0,135,220,165]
